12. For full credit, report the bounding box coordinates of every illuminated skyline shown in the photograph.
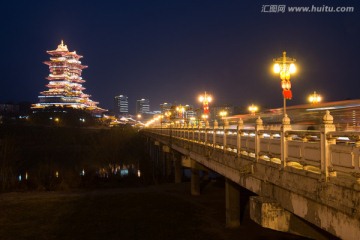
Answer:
[1,1,359,112]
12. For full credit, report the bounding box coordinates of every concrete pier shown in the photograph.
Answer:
[225,179,240,228]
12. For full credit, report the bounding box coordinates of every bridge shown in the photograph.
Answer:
[142,110,360,240]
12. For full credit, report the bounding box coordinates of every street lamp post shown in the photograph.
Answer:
[219,110,228,118]
[198,92,212,117]
[248,104,258,115]
[137,114,142,124]
[189,116,196,127]
[273,51,297,116]
[159,115,164,133]
[201,114,209,127]
[308,91,322,104]
[176,105,185,120]
[164,111,172,125]
[201,114,209,121]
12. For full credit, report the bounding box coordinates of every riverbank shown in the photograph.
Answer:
[0,181,309,240]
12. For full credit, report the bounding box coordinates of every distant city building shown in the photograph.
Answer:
[136,98,150,114]
[0,103,19,114]
[185,107,196,119]
[114,94,128,115]
[160,102,172,113]
[0,102,31,124]
[210,105,234,119]
[32,40,105,113]
[151,110,161,117]
[161,103,195,121]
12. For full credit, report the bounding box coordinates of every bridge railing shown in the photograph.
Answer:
[328,131,360,180]
[284,130,322,172]
[145,111,360,183]
[226,130,237,152]
[215,130,224,149]
[240,130,256,158]
[200,130,206,143]
[206,130,214,146]
[194,129,199,141]
[258,130,281,163]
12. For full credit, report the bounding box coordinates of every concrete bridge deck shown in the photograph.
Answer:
[142,111,360,240]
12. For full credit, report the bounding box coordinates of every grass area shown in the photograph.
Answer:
[0,182,308,240]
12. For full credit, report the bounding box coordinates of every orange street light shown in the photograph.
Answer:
[219,110,228,118]
[198,92,212,115]
[273,51,297,116]
[308,91,322,104]
[248,104,258,115]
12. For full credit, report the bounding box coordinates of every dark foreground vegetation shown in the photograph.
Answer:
[0,181,308,240]
[0,124,150,192]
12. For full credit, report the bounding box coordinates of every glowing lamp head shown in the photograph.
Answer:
[199,96,204,102]
[219,111,227,117]
[201,114,208,119]
[273,63,281,73]
[289,63,296,74]
[207,96,212,103]
[248,104,258,114]
[285,71,291,80]
[309,91,322,104]
[281,80,291,90]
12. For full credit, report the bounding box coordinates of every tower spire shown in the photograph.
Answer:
[56,40,68,51]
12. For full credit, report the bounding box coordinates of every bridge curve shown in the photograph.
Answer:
[143,111,360,240]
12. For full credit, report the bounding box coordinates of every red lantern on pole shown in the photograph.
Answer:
[281,80,292,99]
[283,89,292,99]
[204,103,209,114]
[273,51,297,116]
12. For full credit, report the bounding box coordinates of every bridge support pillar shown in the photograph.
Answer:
[202,170,209,181]
[250,196,290,232]
[191,159,200,196]
[162,145,172,179]
[250,196,329,239]
[150,141,161,182]
[225,179,240,228]
[174,155,182,184]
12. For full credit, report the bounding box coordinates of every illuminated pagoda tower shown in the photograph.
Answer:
[32,40,104,112]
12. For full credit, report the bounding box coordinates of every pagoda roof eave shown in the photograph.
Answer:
[44,61,87,69]
[46,51,83,60]
[74,65,88,69]
[46,50,68,55]
[69,52,83,58]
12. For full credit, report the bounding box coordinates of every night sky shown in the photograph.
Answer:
[1,0,359,114]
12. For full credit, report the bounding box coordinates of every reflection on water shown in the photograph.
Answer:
[96,163,140,178]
